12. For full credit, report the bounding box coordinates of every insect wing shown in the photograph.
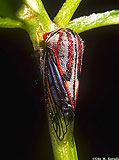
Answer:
[45,48,69,140]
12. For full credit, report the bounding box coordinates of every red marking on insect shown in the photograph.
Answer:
[43,31,64,75]
[67,33,73,69]
[55,31,64,75]
[64,81,74,109]
[49,46,64,75]
[43,32,49,40]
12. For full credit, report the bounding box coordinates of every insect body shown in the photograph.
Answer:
[41,28,84,140]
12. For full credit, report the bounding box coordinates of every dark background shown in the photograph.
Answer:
[0,0,119,159]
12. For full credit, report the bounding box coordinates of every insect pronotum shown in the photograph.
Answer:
[40,28,84,141]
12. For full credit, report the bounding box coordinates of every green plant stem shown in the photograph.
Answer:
[48,114,78,160]
[0,17,23,28]
[54,0,82,28]
[17,3,56,49]
[67,10,119,33]
[25,0,49,16]
[24,0,53,31]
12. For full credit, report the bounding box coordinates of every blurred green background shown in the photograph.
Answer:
[0,0,119,160]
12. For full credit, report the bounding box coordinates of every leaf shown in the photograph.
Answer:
[68,10,119,33]
[54,0,82,28]
[0,17,23,28]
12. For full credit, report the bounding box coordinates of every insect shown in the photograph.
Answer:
[40,28,84,140]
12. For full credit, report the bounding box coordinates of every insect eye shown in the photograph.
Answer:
[43,32,49,40]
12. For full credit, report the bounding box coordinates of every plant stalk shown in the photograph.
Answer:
[48,114,78,160]
[54,0,82,28]
[67,10,119,33]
